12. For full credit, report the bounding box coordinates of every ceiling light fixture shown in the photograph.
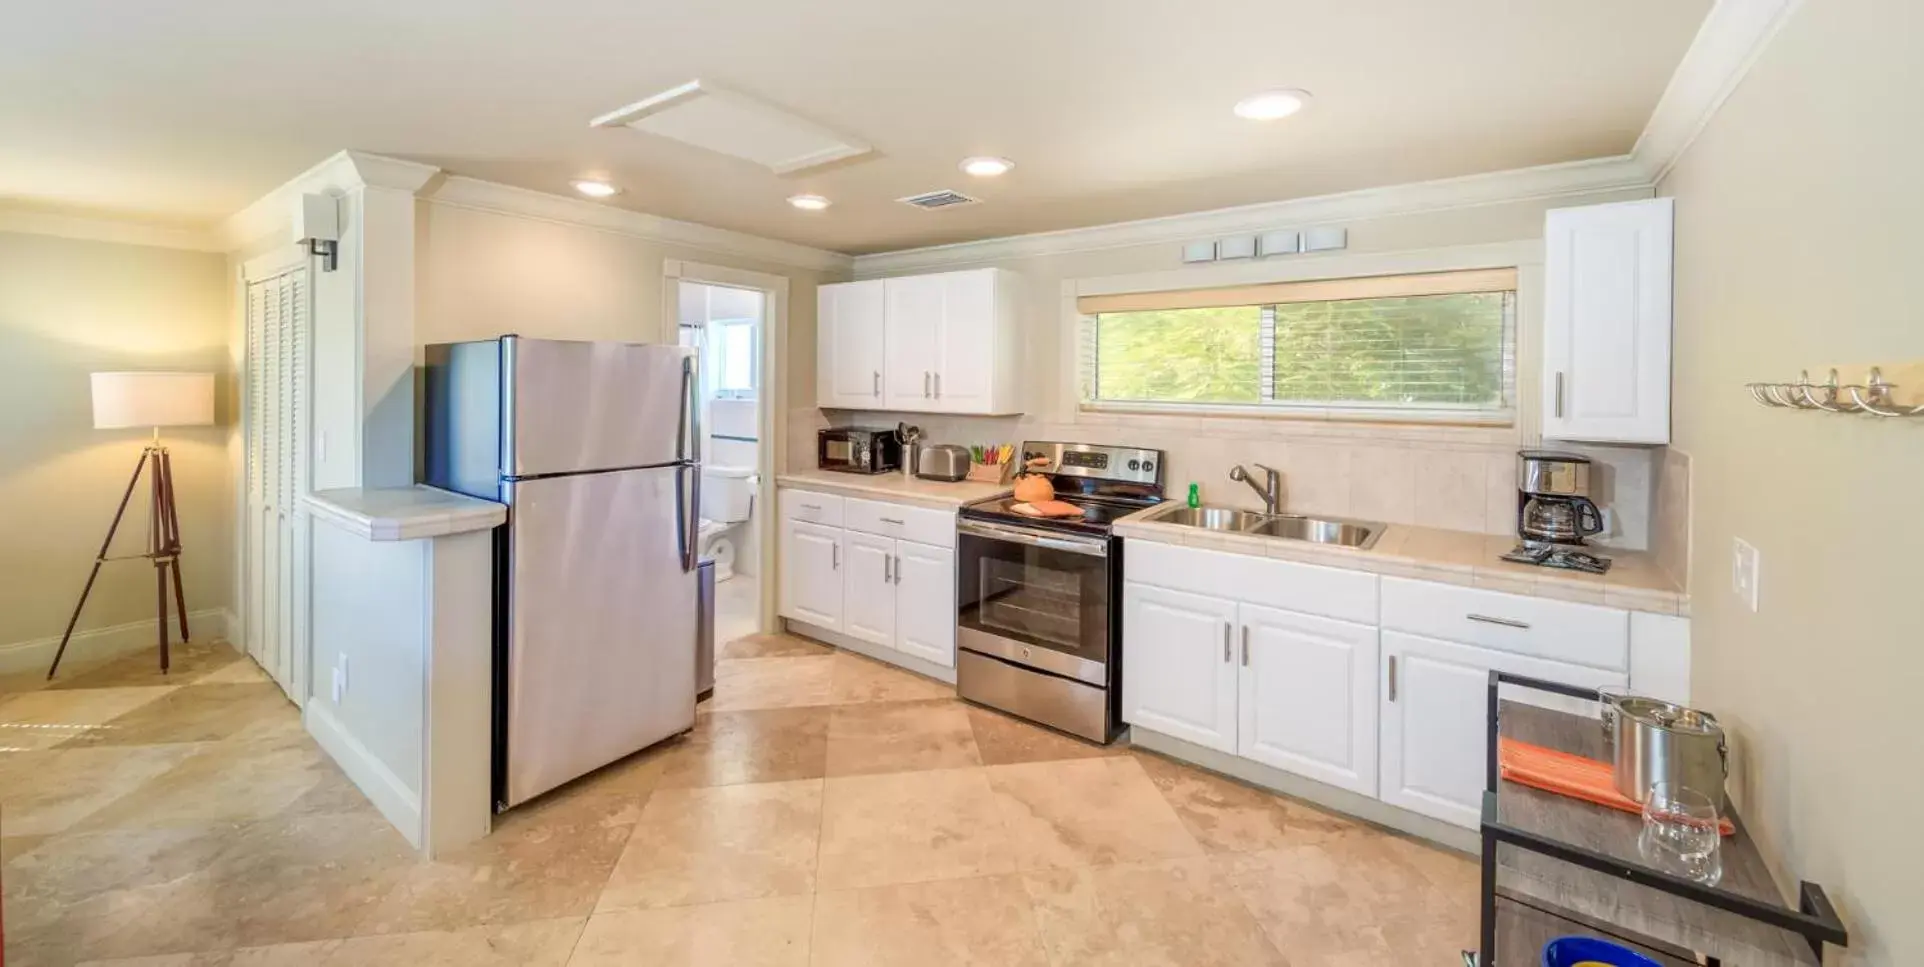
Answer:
[788,194,831,211]
[1233,89,1311,121]
[959,156,1015,177]
[571,179,620,198]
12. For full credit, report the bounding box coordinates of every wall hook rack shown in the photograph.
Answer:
[1746,367,1924,418]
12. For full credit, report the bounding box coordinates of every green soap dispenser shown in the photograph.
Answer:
[1186,482,1200,508]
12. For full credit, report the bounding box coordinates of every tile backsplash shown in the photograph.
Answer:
[794,407,1662,549]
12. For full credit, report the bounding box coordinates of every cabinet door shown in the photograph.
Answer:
[883,275,941,410]
[930,269,996,413]
[1380,631,1624,828]
[1542,197,1673,444]
[779,520,844,630]
[817,280,887,408]
[1122,583,1239,754]
[1237,605,1379,796]
[893,540,956,667]
[842,531,896,648]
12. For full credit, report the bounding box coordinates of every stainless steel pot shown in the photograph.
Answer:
[1612,697,1729,808]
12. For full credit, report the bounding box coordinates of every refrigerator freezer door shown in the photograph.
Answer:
[503,338,696,477]
[500,466,698,807]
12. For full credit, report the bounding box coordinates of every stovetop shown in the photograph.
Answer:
[957,440,1167,537]
[959,493,1160,537]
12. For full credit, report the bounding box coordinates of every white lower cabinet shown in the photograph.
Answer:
[778,519,843,629]
[841,531,897,647]
[893,541,956,667]
[1238,604,1379,796]
[1378,631,1625,828]
[1123,583,1239,753]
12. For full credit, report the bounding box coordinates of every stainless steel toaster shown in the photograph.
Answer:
[915,444,971,482]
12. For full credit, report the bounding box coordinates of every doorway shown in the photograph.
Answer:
[678,279,768,648]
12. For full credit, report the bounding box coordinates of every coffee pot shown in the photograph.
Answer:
[1516,450,1605,545]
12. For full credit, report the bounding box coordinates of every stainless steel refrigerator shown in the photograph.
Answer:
[422,336,700,810]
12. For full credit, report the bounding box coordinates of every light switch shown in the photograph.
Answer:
[1731,538,1761,612]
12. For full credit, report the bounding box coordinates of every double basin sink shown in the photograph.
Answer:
[1151,505,1385,549]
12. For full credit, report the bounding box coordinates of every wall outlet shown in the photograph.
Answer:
[332,655,350,703]
[316,429,327,463]
[1731,538,1761,612]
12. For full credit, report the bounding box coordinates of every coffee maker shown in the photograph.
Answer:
[1503,450,1611,573]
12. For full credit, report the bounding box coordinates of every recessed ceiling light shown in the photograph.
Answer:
[1233,89,1311,121]
[959,156,1015,178]
[571,179,620,198]
[788,193,831,211]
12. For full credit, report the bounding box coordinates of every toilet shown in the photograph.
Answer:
[699,464,757,581]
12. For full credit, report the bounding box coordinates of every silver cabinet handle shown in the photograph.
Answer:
[1222,621,1231,663]
[1467,614,1531,629]
[884,553,892,583]
[832,543,840,570]
[1388,655,1398,702]
[801,502,822,511]
[933,372,941,398]
[879,517,904,525]
[1240,625,1250,667]
[893,554,902,584]
[923,371,931,397]
[1554,372,1565,418]
[873,371,880,397]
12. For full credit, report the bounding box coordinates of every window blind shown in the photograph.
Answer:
[1074,268,1517,315]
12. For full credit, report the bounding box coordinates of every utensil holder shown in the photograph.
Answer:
[965,462,1009,484]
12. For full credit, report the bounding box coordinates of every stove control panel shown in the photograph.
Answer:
[1019,441,1163,487]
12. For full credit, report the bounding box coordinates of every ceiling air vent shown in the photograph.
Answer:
[898,189,979,210]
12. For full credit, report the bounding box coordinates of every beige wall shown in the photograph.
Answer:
[828,188,1659,543]
[1658,0,1921,961]
[0,231,233,656]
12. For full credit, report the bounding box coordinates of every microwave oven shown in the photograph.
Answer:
[817,427,903,475]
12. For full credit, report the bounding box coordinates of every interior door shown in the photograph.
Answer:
[1121,582,1238,754]
[500,466,698,807]
[1380,631,1624,828]
[893,540,955,667]
[883,275,940,410]
[932,269,994,413]
[1238,604,1378,796]
[779,519,843,629]
[243,263,308,703]
[818,280,886,408]
[841,531,895,648]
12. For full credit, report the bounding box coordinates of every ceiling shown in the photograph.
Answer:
[1,0,1710,255]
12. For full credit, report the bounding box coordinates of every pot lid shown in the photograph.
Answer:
[1619,697,1722,734]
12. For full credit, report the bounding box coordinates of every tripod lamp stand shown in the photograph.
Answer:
[47,371,214,679]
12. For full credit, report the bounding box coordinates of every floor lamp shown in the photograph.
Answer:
[46,371,215,679]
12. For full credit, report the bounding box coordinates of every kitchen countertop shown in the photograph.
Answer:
[302,485,507,541]
[775,469,1009,510]
[1116,503,1687,616]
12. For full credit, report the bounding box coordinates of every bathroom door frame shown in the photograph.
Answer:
[662,260,786,637]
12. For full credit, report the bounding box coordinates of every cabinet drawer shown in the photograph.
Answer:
[1126,540,1377,625]
[1380,577,1627,670]
[843,497,954,548]
[779,489,844,527]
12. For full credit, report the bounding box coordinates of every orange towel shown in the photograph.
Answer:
[1499,737,1735,836]
[1009,500,1085,519]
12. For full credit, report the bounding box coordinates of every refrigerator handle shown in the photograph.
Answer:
[678,354,700,463]
[680,463,701,573]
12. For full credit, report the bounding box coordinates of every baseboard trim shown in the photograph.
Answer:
[784,619,958,685]
[0,608,229,677]
[1128,727,1478,855]
[304,702,424,851]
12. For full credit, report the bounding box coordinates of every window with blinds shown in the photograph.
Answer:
[1077,268,1516,422]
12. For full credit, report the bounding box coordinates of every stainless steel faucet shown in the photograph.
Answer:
[1229,463,1284,515]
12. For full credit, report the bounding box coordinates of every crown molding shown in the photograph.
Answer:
[853,155,1650,276]
[852,0,1797,276]
[219,150,441,252]
[0,205,223,252]
[1630,0,1803,184]
[422,175,853,274]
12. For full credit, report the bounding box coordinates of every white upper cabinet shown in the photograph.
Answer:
[817,279,887,408]
[1542,197,1674,444]
[819,268,1022,415]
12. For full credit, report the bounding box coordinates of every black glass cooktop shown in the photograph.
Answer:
[959,494,1159,537]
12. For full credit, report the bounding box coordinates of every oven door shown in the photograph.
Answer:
[956,519,1112,686]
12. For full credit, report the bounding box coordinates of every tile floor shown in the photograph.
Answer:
[2,633,1476,966]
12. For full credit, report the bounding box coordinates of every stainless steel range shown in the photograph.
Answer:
[955,441,1164,743]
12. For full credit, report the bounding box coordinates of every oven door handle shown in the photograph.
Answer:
[957,520,1109,557]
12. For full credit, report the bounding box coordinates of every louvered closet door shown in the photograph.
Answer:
[244,266,308,702]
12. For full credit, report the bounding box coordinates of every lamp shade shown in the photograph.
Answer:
[91,372,215,430]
